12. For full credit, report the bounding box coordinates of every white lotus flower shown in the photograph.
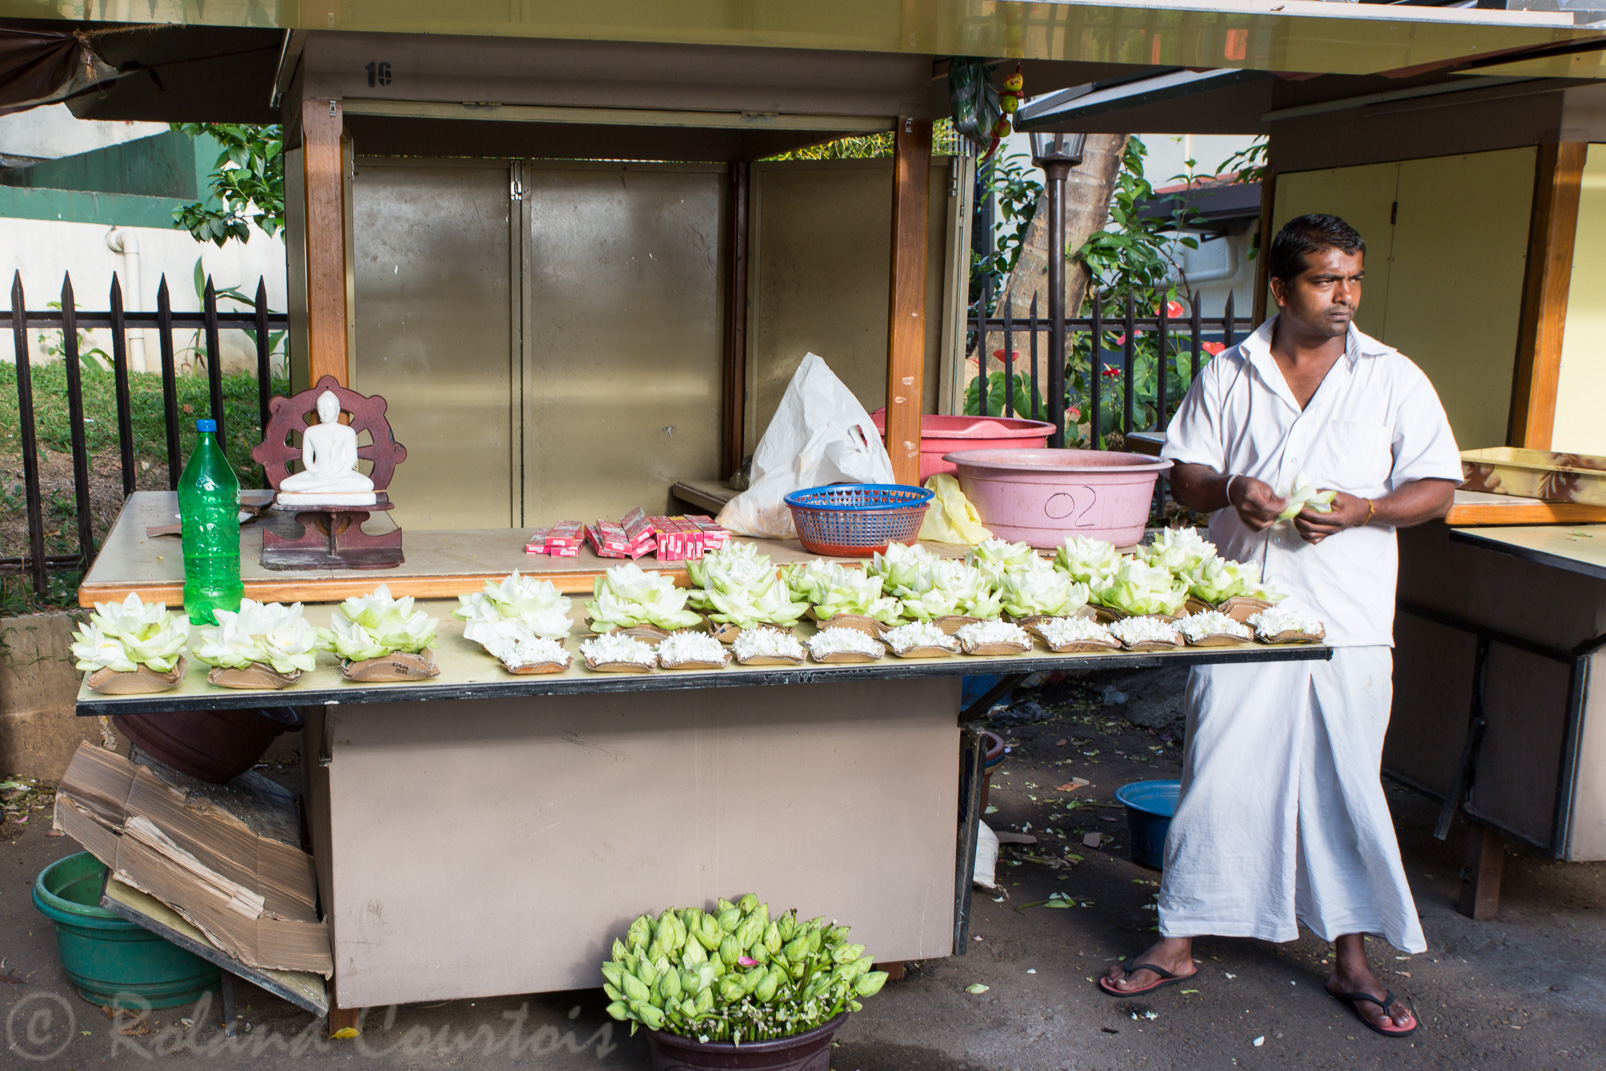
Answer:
[966,539,1039,584]
[454,572,572,639]
[70,621,139,674]
[1278,472,1337,521]
[1055,536,1122,586]
[319,586,437,659]
[73,594,190,672]
[584,563,702,631]
[999,565,1089,619]
[867,542,941,595]
[1141,527,1217,573]
[194,599,320,675]
[1093,555,1190,617]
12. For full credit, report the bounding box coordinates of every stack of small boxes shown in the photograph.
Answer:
[528,508,730,563]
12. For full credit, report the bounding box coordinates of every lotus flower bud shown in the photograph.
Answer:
[681,997,697,1019]
[635,1001,665,1032]
[742,967,766,995]
[746,941,769,966]
[832,942,866,965]
[756,968,781,1003]
[627,916,652,950]
[681,970,700,995]
[716,897,736,913]
[603,983,622,1002]
[695,986,714,1014]
[637,957,659,988]
[698,914,723,950]
[696,962,719,992]
[856,970,889,997]
[717,907,741,933]
[783,935,809,961]
[719,935,742,967]
[606,1000,630,1021]
[718,974,745,1003]
[681,939,707,970]
[807,930,824,956]
[660,966,682,1001]
[737,893,760,914]
[620,972,651,1002]
[735,914,765,949]
[764,921,782,954]
[827,925,850,944]
[601,963,624,988]
[681,907,704,932]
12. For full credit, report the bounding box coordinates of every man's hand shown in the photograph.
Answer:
[1293,490,1369,544]
[1227,476,1287,532]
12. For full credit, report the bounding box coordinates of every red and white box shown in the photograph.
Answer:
[618,508,657,552]
[649,516,706,562]
[524,527,552,555]
[687,514,730,549]
[546,520,584,550]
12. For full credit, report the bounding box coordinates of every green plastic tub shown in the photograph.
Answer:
[32,852,219,1008]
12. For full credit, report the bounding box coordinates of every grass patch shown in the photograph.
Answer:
[1,359,287,613]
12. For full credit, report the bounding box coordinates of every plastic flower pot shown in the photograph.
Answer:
[33,852,219,1008]
[113,706,302,783]
[645,1013,847,1071]
[1114,780,1182,870]
[943,448,1173,548]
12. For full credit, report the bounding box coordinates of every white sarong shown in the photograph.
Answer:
[1156,647,1427,953]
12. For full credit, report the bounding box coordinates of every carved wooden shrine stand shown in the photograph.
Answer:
[251,376,408,569]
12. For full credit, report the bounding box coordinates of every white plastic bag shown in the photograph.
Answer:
[716,354,895,539]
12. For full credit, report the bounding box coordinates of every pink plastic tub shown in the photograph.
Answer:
[870,410,1056,484]
[943,448,1173,548]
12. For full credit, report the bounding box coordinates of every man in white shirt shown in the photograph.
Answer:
[1097,215,1464,1038]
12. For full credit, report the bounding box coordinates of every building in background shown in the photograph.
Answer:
[0,104,285,372]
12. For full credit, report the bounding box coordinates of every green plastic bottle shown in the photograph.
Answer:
[178,418,243,625]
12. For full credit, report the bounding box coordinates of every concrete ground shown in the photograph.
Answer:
[3,670,1603,1070]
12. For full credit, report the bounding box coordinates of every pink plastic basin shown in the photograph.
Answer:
[943,448,1173,548]
[871,410,1056,483]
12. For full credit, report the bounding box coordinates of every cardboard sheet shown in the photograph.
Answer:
[53,743,332,976]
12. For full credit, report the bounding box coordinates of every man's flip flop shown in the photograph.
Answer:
[1327,988,1418,1038]
[1096,959,1197,997]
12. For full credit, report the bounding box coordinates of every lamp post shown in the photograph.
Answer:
[1030,131,1086,449]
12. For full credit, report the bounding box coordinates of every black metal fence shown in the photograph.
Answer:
[2,271,287,595]
[969,288,1255,444]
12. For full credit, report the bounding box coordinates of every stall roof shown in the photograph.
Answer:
[0,0,1594,80]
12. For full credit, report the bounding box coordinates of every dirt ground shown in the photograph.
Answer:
[3,669,1603,1070]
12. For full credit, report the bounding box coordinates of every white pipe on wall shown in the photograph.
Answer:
[105,227,149,373]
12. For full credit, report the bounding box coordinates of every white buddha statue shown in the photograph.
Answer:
[275,390,377,507]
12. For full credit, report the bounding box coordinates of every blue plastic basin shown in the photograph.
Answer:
[1113,779,1181,870]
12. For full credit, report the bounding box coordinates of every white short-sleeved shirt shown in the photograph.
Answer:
[1160,317,1464,647]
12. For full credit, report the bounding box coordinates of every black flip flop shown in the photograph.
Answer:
[1327,987,1419,1038]
[1096,958,1197,997]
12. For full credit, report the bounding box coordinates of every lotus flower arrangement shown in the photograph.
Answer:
[454,571,573,639]
[71,594,191,675]
[965,538,1039,584]
[866,542,941,595]
[602,893,887,1047]
[192,599,320,686]
[71,594,192,694]
[1055,536,1123,588]
[1092,555,1191,617]
[685,545,807,630]
[585,563,703,632]
[1140,526,1216,573]
[784,562,901,625]
[998,560,1090,620]
[1278,471,1337,521]
[318,585,439,677]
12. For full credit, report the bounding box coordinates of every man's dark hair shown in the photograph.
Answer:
[1269,214,1365,282]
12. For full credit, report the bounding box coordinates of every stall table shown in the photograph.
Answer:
[1389,521,1606,918]
[78,493,1330,1016]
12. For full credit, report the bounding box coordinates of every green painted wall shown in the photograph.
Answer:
[0,129,222,228]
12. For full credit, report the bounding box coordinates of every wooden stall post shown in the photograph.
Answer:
[1508,142,1586,450]
[302,99,350,388]
[723,160,750,479]
[886,117,932,487]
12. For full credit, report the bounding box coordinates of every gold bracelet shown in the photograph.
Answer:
[1362,499,1376,526]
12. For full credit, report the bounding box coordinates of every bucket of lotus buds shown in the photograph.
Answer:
[602,893,888,1071]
